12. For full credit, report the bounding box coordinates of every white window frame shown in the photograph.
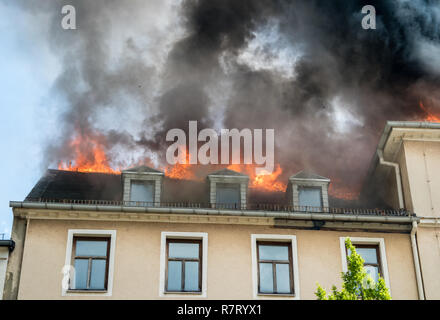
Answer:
[339,237,391,296]
[159,232,208,298]
[251,234,300,300]
[63,229,116,297]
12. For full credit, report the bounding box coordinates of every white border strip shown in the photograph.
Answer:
[251,234,300,300]
[159,231,208,298]
[62,229,116,297]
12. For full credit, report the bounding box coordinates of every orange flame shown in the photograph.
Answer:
[160,146,287,191]
[227,164,286,192]
[419,102,440,122]
[163,146,196,180]
[327,177,359,200]
[57,133,359,198]
[328,184,359,201]
[58,132,120,174]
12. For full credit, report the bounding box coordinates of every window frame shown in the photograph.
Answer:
[63,229,116,297]
[346,244,382,282]
[339,237,391,296]
[165,239,202,293]
[256,241,294,295]
[159,232,208,298]
[251,234,300,300]
[70,236,111,291]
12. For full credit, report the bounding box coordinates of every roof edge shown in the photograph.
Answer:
[10,201,417,225]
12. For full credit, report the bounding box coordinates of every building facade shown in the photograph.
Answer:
[0,237,14,300]
[366,121,440,299]
[3,121,439,300]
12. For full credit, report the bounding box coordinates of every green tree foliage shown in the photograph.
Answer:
[315,238,391,300]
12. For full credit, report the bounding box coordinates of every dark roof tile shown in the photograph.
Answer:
[24,169,378,209]
[25,169,122,201]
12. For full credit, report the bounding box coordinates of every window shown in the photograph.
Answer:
[166,239,202,293]
[347,245,381,283]
[251,234,300,299]
[298,186,322,208]
[257,242,293,295]
[63,229,116,297]
[216,183,240,208]
[130,180,154,202]
[339,237,391,295]
[71,237,110,291]
[159,232,208,297]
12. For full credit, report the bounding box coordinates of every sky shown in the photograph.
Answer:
[0,3,60,238]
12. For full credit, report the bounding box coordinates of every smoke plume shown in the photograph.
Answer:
[7,0,440,198]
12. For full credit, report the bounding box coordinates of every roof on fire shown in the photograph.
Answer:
[24,169,371,209]
[25,169,123,201]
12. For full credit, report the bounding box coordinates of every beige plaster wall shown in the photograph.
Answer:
[382,139,440,300]
[401,140,440,218]
[16,218,418,300]
[416,227,440,299]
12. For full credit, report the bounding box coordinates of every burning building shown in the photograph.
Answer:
[2,121,440,300]
[3,0,440,301]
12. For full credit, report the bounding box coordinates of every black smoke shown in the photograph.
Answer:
[7,0,440,198]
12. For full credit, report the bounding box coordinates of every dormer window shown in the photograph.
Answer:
[207,169,249,209]
[122,166,164,206]
[130,180,154,203]
[288,171,330,212]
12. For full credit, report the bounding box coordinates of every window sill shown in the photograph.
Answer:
[164,291,202,295]
[257,293,295,298]
[67,289,108,294]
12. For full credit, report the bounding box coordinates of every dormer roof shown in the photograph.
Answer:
[207,168,249,178]
[122,165,164,175]
[289,170,330,182]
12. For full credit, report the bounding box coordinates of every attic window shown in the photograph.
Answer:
[298,187,322,208]
[130,180,154,203]
[216,183,240,208]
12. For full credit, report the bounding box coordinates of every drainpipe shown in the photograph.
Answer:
[377,141,424,299]
[377,149,404,209]
[410,220,425,300]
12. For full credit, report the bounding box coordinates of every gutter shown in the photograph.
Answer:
[368,121,440,186]
[377,149,404,209]
[10,201,417,224]
[375,121,433,299]
[410,220,425,300]
[377,121,440,154]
